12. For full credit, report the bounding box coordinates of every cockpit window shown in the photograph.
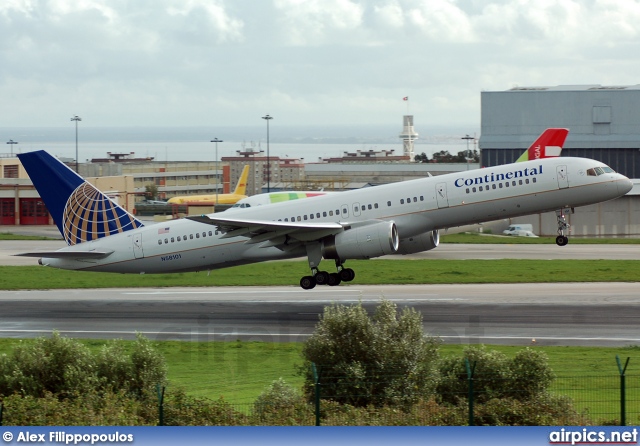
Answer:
[587,166,615,176]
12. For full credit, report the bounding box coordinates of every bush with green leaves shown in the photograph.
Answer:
[300,299,441,408]
[252,378,311,425]
[0,332,166,400]
[437,346,555,405]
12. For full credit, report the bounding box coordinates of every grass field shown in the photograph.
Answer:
[1,258,639,289]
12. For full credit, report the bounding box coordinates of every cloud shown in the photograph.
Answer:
[1,0,640,129]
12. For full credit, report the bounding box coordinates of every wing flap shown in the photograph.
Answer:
[186,215,344,246]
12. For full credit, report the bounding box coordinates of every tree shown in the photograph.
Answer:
[414,152,430,163]
[300,300,441,408]
[144,183,159,201]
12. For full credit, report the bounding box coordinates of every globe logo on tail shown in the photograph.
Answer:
[62,182,142,245]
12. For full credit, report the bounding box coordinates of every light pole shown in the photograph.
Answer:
[462,134,474,170]
[262,114,273,193]
[71,115,82,173]
[6,139,18,156]
[211,138,223,205]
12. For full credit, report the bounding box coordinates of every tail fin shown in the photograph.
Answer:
[17,150,144,246]
[516,128,568,162]
[232,164,250,195]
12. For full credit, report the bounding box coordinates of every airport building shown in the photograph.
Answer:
[480,84,640,177]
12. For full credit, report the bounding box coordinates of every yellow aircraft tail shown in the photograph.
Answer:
[232,165,250,195]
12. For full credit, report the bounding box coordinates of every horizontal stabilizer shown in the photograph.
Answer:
[15,250,114,259]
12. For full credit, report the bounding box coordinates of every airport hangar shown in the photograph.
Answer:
[480,84,640,237]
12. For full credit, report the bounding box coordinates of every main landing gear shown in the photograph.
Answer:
[300,262,356,290]
[299,243,355,290]
[555,207,573,246]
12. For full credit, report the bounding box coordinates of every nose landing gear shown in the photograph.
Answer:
[555,207,573,246]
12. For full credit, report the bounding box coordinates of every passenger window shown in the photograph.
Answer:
[499,183,503,189]
[196,233,199,238]
[466,188,470,193]
[297,216,301,221]
[284,218,288,221]
[492,184,496,189]
[329,211,333,216]
[165,238,168,244]
[189,235,193,239]
[316,213,321,218]
[158,240,162,245]
[479,186,483,191]
[202,232,206,237]
[323,212,327,217]
[533,178,537,183]
[361,205,365,211]
[209,231,212,236]
[519,180,523,185]
[472,187,476,192]
[177,236,181,241]
[303,215,308,220]
[342,208,347,214]
[505,182,509,187]
[525,179,529,184]
[171,237,175,243]
[420,196,424,201]
[413,197,417,202]
[387,201,391,206]
[368,204,372,209]
[310,214,314,219]
[400,199,404,204]
[374,203,378,209]
[512,181,516,186]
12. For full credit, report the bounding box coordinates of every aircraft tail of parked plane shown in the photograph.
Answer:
[17,151,144,246]
[516,128,567,162]
[16,129,633,289]
[167,164,250,205]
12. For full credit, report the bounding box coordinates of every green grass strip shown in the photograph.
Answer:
[1,259,639,289]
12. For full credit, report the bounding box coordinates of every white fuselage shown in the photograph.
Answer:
[42,157,632,274]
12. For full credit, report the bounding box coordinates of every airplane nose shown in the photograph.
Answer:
[619,176,633,195]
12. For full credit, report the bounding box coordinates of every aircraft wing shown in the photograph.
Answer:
[15,250,114,259]
[187,215,344,247]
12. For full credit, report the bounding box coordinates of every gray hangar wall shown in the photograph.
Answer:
[480,85,640,236]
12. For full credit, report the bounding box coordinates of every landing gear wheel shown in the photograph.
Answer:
[555,235,569,246]
[327,272,342,286]
[339,268,355,282]
[300,275,316,290]
[315,271,330,285]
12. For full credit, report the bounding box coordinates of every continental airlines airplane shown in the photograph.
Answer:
[17,129,632,289]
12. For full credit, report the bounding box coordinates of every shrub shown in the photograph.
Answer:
[252,378,312,425]
[300,299,441,408]
[437,346,555,405]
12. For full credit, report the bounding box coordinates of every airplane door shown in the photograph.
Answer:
[557,165,569,189]
[353,202,361,217]
[133,233,144,259]
[436,183,449,209]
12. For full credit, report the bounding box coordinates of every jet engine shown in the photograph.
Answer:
[396,230,440,255]
[322,221,399,260]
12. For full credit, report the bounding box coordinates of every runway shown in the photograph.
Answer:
[1,283,639,347]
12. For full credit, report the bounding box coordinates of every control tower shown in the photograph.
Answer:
[399,115,418,161]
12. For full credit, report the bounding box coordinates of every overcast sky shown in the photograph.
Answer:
[2,0,640,130]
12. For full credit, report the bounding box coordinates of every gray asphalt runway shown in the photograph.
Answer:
[0,283,639,346]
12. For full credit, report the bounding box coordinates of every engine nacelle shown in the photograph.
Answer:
[322,221,399,260]
[396,230,440,255]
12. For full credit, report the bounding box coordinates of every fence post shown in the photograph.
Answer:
[465,359,476,426]
[0,402,3,426]
[616,355,630,426]
[312,363,321,426]
[156,384,165,426]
